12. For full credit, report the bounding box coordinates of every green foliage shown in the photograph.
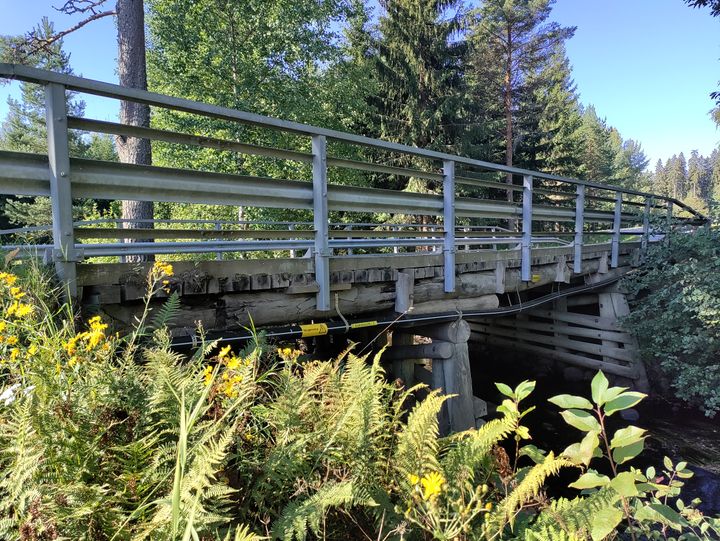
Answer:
[622,227,720,416]
[0,264,718,540]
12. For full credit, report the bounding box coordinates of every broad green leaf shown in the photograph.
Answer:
[635,503,686,531]
[548,394,594,410]
[590,506,623,541]
[515,380,536,402]
[663,456,673,470]
[612,439,645,465]
[676,461,687,471]
[602,386,628,404]
[516,425,531,440]
[610,425,646,449]
[563,430,600,467]
[495,382,513,398]
[560,409,601,433]
[604,391,647,416]
[591,371,609,405]
[610,471,638,497]
[569,470,611,490]
[519,444,546,464]
[497,398,518,415]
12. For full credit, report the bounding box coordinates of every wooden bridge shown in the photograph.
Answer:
[0,64,707,432]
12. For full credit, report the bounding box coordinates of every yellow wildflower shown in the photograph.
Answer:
[218,345,232,360]
[420,472,445,501]
[68,356,79,367]
[6,336,17,346]
[226,356,241,370]
[13,303,33,318]
[9,348,19,361]
[0,321,6,333]
[485,502,493,511]
[0,272,17,286]
[152,261,174,277]
[9,287,25,299]
[27,344,38,356]
[203,365,213,387]
[408,474,420,486]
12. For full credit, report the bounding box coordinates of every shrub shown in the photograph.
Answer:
[622,226,720,416]
[0,262,717,540]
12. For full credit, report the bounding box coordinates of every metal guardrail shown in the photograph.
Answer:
[0,63,707,310]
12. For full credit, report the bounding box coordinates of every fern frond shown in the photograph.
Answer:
[151,292,181,330]
[489,452,575,533]
[272,480,361,541]
[394,391,448,479]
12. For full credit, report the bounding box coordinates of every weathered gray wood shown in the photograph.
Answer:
[395,272,414,313]
[469,319,634,344]
[598,291,650,391]
[434,339,476,434]
[471,334,638,378]
[390,331,416,387]
[495,260,506,293]
[472,324,635,364]
[525,309,624,331]
[384,342,454,361]
[415,319,471,344]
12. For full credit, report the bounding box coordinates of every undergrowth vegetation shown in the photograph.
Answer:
[622,225,720,416]
[0,262,718,540]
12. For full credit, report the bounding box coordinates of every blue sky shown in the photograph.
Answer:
[0,0,718,166]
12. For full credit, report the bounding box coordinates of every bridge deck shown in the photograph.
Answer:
[0,63,705,332]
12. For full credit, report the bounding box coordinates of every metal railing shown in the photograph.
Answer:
[0,64,706,310]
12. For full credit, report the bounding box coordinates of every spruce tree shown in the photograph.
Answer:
[372,0,467,156]
[577,105,614,182]
[0,18,87,156]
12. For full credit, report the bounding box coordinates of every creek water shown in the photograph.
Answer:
[470,347,720,516]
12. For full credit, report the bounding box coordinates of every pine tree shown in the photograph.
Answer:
[467,0,574,197]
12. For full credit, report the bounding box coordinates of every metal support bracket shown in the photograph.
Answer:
[610,191,622,268]
[312,134,330,311]
[521,174,533,282]
[443,159,456,293]
[46,83,77,297]
[573,184,585,274]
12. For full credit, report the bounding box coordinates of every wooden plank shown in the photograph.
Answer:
[472,324,635,363]
[471,334,638,378]
[395,272,414,313]
[525,309,625,332]
[384,342,454,361]
[469,318,634,344]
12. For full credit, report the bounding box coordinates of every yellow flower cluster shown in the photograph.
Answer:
[408,471,446,501]
[202,345,254,399]
[63,316,110,367]
[6,301,33,319]
[151,261,174,277]
[277,347,303,362]
[0,272,18,286]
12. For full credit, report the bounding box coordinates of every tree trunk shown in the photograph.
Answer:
[116,0,153,261]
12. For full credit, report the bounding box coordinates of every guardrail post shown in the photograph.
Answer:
[45,83,77,297]
[573,184,585,274]
[641,196,651,254]
[312,135,330,311]
[443,160,456,293]
[610,191,622,268]
[215,221,223,260]
[521,174,533,281]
